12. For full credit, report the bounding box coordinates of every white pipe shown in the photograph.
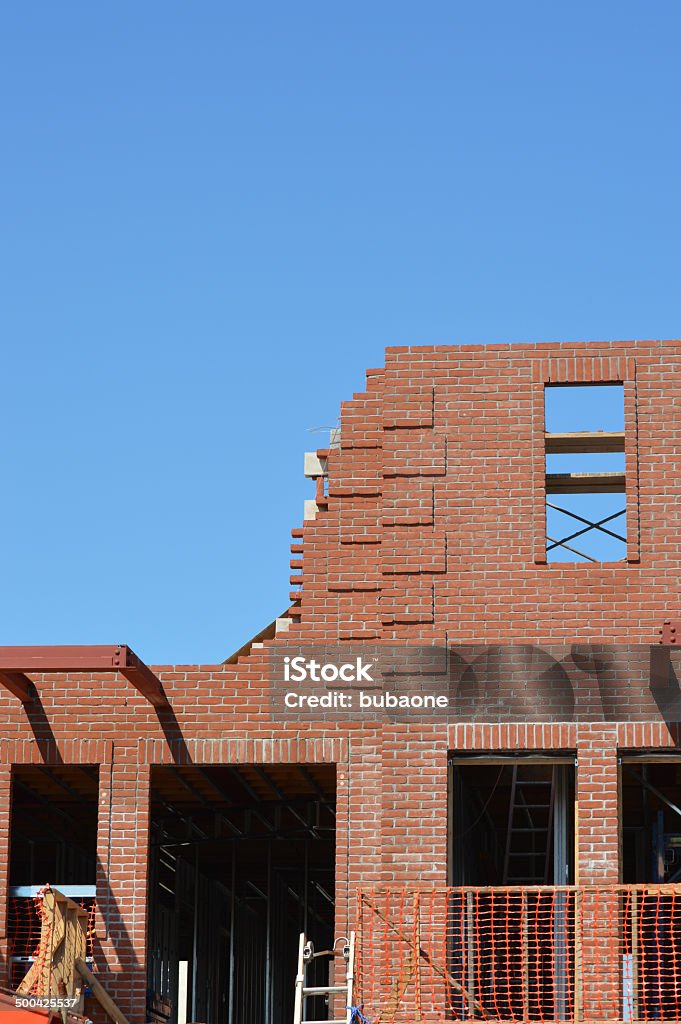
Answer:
[178,960,188,1024]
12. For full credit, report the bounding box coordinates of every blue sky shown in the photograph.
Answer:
[1,2,679,663]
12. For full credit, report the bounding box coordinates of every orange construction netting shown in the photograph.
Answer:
[7,889,97,995]
[356,886,681,1023]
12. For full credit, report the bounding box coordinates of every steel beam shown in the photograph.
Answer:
[167,767,243,837]
[13,779,79,827]
[226,768,278,834]
[661,620,681,645]
[0,670,34,703]
[251,765,318,838]
[626,767,681,821]
[118,648,167,706]
[0,644,167,706]
[296,765,337,816]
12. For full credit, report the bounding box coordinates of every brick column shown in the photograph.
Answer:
[337,731,383,932]
[333,731,383,1019]
[0,766,12,987]
[95,755,150,1022]
[379,727,449,1023]
[380,727,448,887]
[577,725,620,884]
[576,726,620,1021]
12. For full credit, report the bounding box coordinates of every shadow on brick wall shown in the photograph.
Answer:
[93,857,145,1019]
[155,702,193,764]
[22,692,64,764]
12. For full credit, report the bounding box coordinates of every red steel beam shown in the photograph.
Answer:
[0,645,136,671]
[0,645,167,706]
[118,649,168,707]
[660,621,680,645]
[0,671,34,704]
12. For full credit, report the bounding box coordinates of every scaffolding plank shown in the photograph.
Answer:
[546,472,626,494]
[545,431,625,454]
[76,959,131,1024]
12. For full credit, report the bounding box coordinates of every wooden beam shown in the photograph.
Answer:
[17,890,55,995]
[0,670,33,703]
[545,431,625,454]
[546,472,626,494]
[75,959,131,1024]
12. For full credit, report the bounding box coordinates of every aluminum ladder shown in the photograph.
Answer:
[293,931,355,1024]
[502,764,556,884]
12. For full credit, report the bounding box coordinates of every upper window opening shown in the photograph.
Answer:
[544,384,626,563]
[545,384,624,434]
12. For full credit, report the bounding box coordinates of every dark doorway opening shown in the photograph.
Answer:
[147,763,336,1024]
[8,765,98,991]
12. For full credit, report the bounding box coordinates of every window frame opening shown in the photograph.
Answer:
[8,765,99,996]
[448,755,576,887]
[544,383,627,564]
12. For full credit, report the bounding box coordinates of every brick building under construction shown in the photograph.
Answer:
[2,339,681,1024]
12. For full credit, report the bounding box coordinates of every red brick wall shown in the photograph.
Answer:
[1,341,680,1019]
[292,340,681,645]
[576,726,620,887]
[0,767,12,989]
[94,756,150,1022]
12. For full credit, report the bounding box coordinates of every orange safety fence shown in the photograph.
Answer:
[7,889,97,995]
[356,886,681,1023]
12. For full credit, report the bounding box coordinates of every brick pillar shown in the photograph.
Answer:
[380,726,448,886]
[0,766,12,987]
[576,726,620,1021]
[334,731,383,1019]
[379,727,449,1024]
[337,731,383,931]
[95,755,150,1022]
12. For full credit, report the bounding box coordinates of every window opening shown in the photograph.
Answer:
[544,384,626,562]
[449,759,575,886]
[448,758,575,1021]
[8,766,98,994]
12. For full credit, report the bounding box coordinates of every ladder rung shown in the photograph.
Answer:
[303,986,347,994]
[296,930,354,1024]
